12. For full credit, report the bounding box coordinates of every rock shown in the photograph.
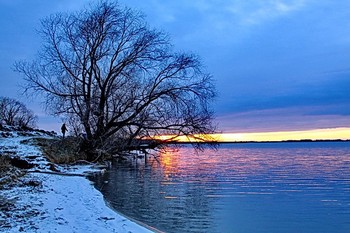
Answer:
[10,157,34,169]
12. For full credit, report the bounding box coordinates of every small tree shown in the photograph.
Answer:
[15,1,216,160]
[0,97,37,128]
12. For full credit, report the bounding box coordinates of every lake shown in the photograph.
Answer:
[90,142,350,233]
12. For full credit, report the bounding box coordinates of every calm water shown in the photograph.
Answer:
[90,142,350,233]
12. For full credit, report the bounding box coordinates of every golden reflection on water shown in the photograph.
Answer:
[157,149,180,180]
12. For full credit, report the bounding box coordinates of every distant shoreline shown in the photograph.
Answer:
[169,139,350,145]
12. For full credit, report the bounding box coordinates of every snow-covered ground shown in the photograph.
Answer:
[0,129,155,233]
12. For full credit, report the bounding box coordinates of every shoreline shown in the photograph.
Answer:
[103,200,165,233]
[0,130,156,232]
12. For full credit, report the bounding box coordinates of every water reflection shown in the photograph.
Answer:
[91,142,350,233]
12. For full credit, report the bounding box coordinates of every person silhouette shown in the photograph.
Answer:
[61,123,67,138]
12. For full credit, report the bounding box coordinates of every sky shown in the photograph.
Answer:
[0,0,349,139]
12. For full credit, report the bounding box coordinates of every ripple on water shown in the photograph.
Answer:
[91,142,350,233]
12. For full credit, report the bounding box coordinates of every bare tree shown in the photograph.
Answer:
[0,97,37,128]
[15,1,216,160]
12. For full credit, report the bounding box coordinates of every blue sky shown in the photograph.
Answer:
[0,0,349,133]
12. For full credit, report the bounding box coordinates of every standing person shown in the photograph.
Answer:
[61,123,67,138]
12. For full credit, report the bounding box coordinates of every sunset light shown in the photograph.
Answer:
[216,127,350,142]
[156,127,350,142]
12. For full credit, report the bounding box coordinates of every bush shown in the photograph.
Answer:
[0,97,37,128]
[0,154,24,187]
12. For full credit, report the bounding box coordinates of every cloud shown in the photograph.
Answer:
[227,0,307,26]
[194,0,309,41]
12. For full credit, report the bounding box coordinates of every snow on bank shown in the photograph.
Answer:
[4,173,154,233]
[0,130,154,233]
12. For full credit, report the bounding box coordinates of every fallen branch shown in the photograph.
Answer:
[28,170,86,177]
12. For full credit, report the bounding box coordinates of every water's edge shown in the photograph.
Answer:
[87,173,164,233]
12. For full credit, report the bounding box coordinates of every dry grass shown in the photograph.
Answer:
[23,137,87,164]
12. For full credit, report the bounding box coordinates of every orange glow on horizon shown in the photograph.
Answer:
[154,127,350,142]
